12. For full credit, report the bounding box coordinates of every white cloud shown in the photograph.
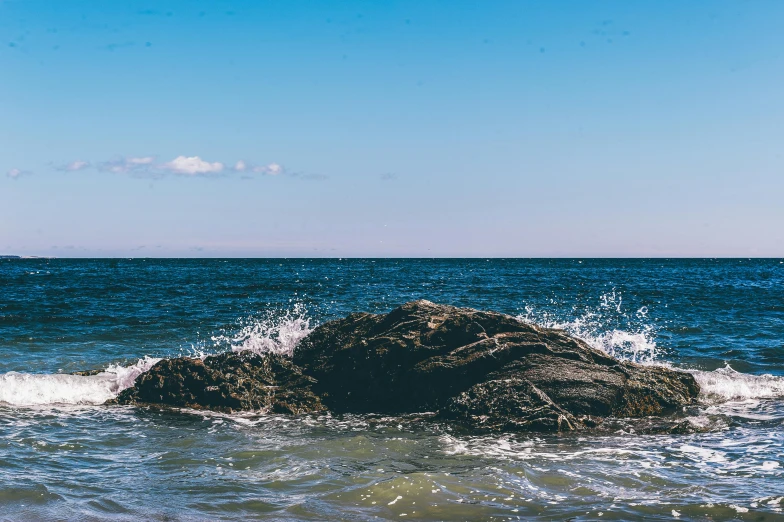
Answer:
[98,156,156,174]
[252,162,284,175]
[232,160,282,175]
[7,168,32,179]
[267,163,282,175]
[162,156,224,175]
[231,160,286,176]
[60,160,91,171]
[18,154,292,180]
[103,164,128,173]
[233,160,247,172]
[127,156,155,165]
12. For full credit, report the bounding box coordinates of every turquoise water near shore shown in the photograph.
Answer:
[1,259,783,520]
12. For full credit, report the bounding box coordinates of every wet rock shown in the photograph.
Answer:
[294,300,700,431]
[440,377,581,432]
[293,300,546,413]
[112,300,700,432]
[111,351,324,414]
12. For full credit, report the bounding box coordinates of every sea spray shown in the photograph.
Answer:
[213,302,314,357]
[6,298,782,409]
[518,293,784,404]
[518,290,659,364]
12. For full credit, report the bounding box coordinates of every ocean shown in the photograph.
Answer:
[0,258,782,520]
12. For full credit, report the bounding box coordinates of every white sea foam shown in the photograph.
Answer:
[691,365,784,401]
[0,357,160,407]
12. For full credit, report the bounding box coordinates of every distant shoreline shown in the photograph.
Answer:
[0,255,53,259]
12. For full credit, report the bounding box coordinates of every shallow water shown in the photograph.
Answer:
[1,259,783,520]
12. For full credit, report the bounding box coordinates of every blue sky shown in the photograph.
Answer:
[2,0,783,257]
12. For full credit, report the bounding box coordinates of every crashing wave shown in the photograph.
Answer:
[213,303,314,357]
[3,299,782,409]
[518,292,784,404]
[518,291,659,364]
[691,365,784,401]
[0,305,315,407]
[0,357,160,407]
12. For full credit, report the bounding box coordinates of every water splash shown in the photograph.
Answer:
[212,302,314,357]
[516,292,784,403]
[518,290,659,364]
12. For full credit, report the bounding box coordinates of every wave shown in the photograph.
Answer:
[0,305,315,407]
[518,292,784,404]
[691,365,784,402]
[3,361,782,409]
[3,299,782,409]
[0,357,160,407]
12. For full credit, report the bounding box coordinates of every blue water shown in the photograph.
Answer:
[1,259,783,520]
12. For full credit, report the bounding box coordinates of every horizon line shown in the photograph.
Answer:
[2,256,783,261]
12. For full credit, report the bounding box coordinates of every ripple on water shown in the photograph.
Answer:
[1,259,784,519]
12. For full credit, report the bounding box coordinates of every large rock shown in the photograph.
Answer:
[111,351,324,414]
[112,300,700,432]
[293,300,699,430]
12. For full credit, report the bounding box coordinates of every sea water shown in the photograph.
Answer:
[0,258,782,520]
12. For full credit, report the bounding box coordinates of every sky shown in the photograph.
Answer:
[1,0,783,257]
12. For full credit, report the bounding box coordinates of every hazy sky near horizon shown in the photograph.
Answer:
[2,0,783,257]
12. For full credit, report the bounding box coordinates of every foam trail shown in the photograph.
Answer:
[691,366,784,401]
[0,357,160,407]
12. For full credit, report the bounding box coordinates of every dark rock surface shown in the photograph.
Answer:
[294,300,699,430]
[440,378,582,432]
[112,300,700,432]
[111,351,324,414]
